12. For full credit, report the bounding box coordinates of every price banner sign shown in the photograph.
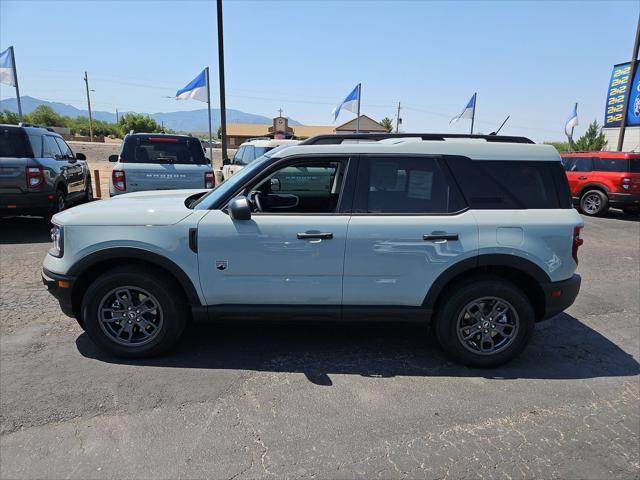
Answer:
[605,62,640,127]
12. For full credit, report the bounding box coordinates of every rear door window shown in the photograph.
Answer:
[354,156,464,214]
[628,159,640,173]
[121,136,207,164]
[0,129,33,158]
[28,135,42,157]
[593,157,627,172]
[43,135,62,159]
[446,157,566,209]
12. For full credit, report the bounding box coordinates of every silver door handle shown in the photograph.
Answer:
[423,233,459,241]
[297,232,333,240]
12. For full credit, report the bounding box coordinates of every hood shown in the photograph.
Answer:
[53,189,207,226]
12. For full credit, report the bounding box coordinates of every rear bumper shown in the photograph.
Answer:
[608,193,640,207]
[0,191,55,215]
[540,274,581,320]
[42,268,76,318]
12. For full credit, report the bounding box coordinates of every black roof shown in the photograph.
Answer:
[300,133,534,145]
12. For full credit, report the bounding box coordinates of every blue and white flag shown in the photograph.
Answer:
[450,93,476,124]
[332,84,360,121]
[565,103,579,137]
[176,69,208,102]
[0,47,16,87]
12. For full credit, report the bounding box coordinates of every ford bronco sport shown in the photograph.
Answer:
[43,133,583,367]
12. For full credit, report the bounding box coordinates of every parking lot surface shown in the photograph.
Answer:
[1,211,638,479]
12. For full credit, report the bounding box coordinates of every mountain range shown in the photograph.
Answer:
[0,96,301,132]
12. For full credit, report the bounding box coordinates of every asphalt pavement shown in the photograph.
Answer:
[0,211,638,479]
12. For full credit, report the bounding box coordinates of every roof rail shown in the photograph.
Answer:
[300,133,535,145]
[18,122,55,132]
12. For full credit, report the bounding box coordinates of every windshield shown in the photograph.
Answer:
[193,153,272,209]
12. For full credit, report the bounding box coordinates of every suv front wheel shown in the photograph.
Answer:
[435,277,535,367]
[81,267,188,358]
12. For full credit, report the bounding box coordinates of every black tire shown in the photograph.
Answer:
[434,276,535,368]
[81,267,188,358]
[44,188,66,222]
[579,189,609,216]
[83,177,94,203]
[622,206,640,216]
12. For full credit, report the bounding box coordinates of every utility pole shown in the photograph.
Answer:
[617,15,640,152]
[216,0,228,164]
[84,71,94,142]
[395,101,401,133]
[116,108,119,123]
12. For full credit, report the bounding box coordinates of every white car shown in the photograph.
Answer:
[222,138,299,180]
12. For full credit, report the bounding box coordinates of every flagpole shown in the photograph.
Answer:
[10,47,23,121]
[356,83,361,133]
[470,92,477,135]
[216,0,229,164]
[205,67,214,165]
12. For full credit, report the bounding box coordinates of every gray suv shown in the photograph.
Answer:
[0,123,92,218]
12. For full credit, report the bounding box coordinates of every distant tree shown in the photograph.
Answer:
[216,126,222,139]
[379,117,394,133]
[27,105,66,127]
[545,141,571,153]
[572,120,607,151]
[118,113,161,135]
[0,110,21,125]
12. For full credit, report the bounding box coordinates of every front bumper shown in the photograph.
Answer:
[42,268,76,318]
[608,193,640,207]
[540,274,581,320]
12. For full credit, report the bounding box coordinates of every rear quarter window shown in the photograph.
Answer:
[446,157,569,209]
[629,159,640,173]
[0,129,33,158]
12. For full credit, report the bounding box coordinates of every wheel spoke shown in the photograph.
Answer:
[457,296,519,356]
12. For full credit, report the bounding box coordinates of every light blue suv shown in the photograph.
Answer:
[42,133,583,367]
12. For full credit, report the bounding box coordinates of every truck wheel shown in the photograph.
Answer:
[580,190,609,216]
[84,178,94,203]
[81,267,188,358]
[434,277,535,368]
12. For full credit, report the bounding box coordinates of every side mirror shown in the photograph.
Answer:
[68,157,78,164]
[222,158,230,166]
[75,152,86,161]
[228,196,251,221]
[270,177,281,192]
[108,154,119,163]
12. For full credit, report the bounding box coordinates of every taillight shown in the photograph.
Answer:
[112,170,126,191]
[26,166,44,188]
[204,171,214,189]
[621,177,632,190]
[572,226,583,264]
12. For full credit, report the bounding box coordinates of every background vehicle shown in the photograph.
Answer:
[0,123,92,218]
[44,133,582,367]
[108,133,214,196]
[561,151,640,216]
[222,138,299,180]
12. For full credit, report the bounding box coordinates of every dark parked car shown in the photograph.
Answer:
[0,123,92,218]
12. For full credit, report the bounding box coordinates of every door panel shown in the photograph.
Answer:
[197,210,348,305]
[343,212,478,306]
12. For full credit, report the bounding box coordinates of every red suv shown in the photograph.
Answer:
[561,152,640,216]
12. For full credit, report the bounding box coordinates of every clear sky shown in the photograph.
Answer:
[0,0,638,141]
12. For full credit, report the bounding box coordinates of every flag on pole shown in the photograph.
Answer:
[450,94,476,124]
[175,69,208,102]
[564,103,579,137]
[332,84,360,121]
[0,47,16,86]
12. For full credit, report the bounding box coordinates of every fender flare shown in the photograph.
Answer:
[577,183,610,197]
[68,247,202,306]
[422,254,551,308]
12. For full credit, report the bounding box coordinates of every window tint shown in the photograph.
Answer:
[241,146,255,164]
[42,136,62,159]
[28,135,42,157]
[54,137,73,159]
[561,157,574,171]
[0,129,32,158]
[446,157,565,209]
[593,157,626,172]
[630,159,640,173]
[356,156,463,214]
[233,147,244,164]
[121,136,207,164]
[569,157,593,172]
[250,159,348,213]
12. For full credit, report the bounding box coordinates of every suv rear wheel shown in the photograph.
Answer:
[580,189,609,216]
[435,277,535,367]
[81,267,187,358]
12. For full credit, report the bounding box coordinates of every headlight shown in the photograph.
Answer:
[49,224,64,258]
